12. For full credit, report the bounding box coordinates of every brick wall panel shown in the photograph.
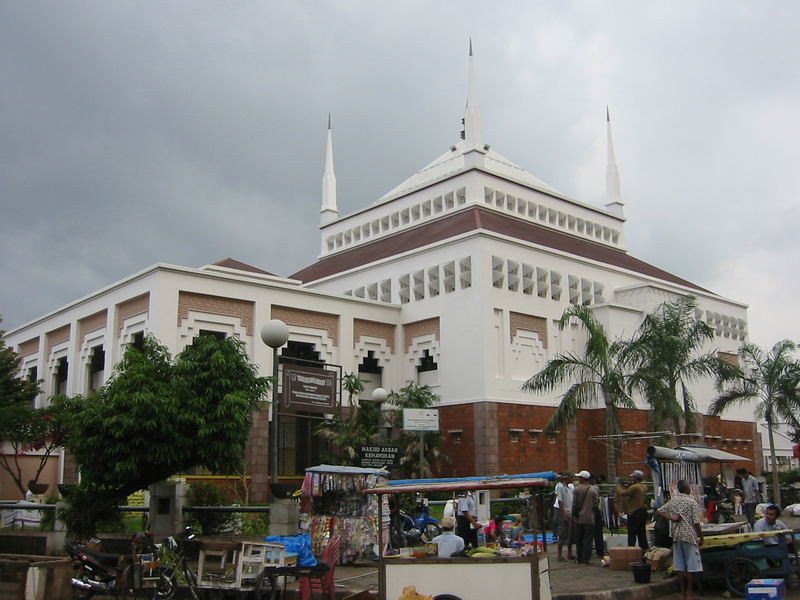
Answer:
[271,306,338,346]
[353,319,395,352]
[179,292,255,336]
[116,293,150,335]
[509,312,548,348]
[403,318,440,351]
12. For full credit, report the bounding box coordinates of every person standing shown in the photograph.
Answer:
[657,480,704,600]
[741,470,760,528]
[456,491,480,548]
[616,469,649,551]
[553,473,575,561]
[572,470,599,565]
[589,473,605,558]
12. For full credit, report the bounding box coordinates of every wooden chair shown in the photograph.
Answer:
[299,535,341,600]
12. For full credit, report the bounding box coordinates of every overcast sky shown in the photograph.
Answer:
[2,1,798,350]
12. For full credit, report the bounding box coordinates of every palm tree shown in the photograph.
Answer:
[709,340,800,506]
[521,305,633,480]
[626,295,737,434]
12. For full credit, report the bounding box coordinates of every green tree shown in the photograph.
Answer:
[522,305,633,480]
[55,334,270,537]
[709,340,800,506]
[315,372,376,465]
[0,317,64,496]
[388,382,442,478]
[626,296,736,433]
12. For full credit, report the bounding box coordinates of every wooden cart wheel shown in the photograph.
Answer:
[724,557,761,597]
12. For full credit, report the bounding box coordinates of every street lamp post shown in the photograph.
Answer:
[261,319,290,487]
[371,387,388,441]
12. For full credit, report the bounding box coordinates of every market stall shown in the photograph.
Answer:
[300,464,388,563]
[645,445,750,510]
[363,475,552,600]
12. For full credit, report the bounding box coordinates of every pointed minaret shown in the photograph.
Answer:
[604,107,624,218]
[463,38,484,148]
[320,114,338,226]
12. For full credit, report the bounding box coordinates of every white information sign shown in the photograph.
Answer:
[403,408,439,432]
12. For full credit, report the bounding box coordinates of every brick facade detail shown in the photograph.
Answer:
[509,312,548,347]
[271,306,339,346]
[116,293,150,335]
[353,319,396,352]
[45,325,71,355]
[17,337,39,358]
[178,291,255,336]
[78,310,108,342]
[719,351,739,366]
[403,317,440,351]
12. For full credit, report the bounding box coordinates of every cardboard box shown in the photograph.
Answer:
[609,546,643,570]
[746,579,785,600]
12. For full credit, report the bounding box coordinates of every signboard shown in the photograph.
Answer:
[403,408,439,432]
[282,365,338,413]
[360,445,400,469]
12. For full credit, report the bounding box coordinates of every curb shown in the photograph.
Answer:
[554,577,680,600]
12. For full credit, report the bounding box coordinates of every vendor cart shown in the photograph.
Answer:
[699,530,798,597]
[363,475,552,600]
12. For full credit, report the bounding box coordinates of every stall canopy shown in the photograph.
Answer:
[647,445,750,463]
[363,474,551,495]
[386,470,559,488]
[305,464,389,475]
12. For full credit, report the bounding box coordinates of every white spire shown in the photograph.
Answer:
[464,38,483,148]
[604,107,624,217]
[320,114,338,226]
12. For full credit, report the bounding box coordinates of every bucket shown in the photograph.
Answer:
[631,562,651,584]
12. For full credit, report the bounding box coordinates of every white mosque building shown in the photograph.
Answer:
[2,50,758,501]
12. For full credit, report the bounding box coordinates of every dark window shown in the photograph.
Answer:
[131,331,145,350]
[282,341,323,367]
[27,366,38,383]
[197,329,226,342]
[417,349,438,372]
[358,350,382,375]
[54,357,68,395]
[88,346,105,393]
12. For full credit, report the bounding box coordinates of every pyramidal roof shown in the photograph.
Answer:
[374,142,562,205]
[372,42,562,206]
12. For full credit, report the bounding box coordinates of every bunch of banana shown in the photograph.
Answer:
[467,546,499,558]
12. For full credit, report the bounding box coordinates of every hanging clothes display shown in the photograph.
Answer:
[301,464,388,563]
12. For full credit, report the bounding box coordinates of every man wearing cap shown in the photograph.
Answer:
[572,470,599,564]
[616,469,649,551]
[432,516,465,557]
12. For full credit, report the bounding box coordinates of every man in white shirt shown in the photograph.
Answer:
[455,491,479,548]
[432,516,465,557]
[552,473,574,561]
[740,470,760,528]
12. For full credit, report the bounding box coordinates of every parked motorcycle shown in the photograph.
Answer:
[65,536,138,598]
[408,494,442,542]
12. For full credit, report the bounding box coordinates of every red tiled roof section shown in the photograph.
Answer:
[290,207,709,293]
[212,257,275,276]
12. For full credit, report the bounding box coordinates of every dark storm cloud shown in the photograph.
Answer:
[2,1,798,349]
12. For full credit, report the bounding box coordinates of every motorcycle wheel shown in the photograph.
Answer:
[422,523,442,542]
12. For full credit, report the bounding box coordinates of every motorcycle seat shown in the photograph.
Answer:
[69,544,121,567]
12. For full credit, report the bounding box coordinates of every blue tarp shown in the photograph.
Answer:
[387,471,559,486]
[264,532,317,567]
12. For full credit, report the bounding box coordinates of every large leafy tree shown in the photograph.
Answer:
[522,305,633,480]
[0,317,64,497]
[55,334,270,537]
[626,296,738,433]
[709,340,800,506]
[388,382,442,478]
